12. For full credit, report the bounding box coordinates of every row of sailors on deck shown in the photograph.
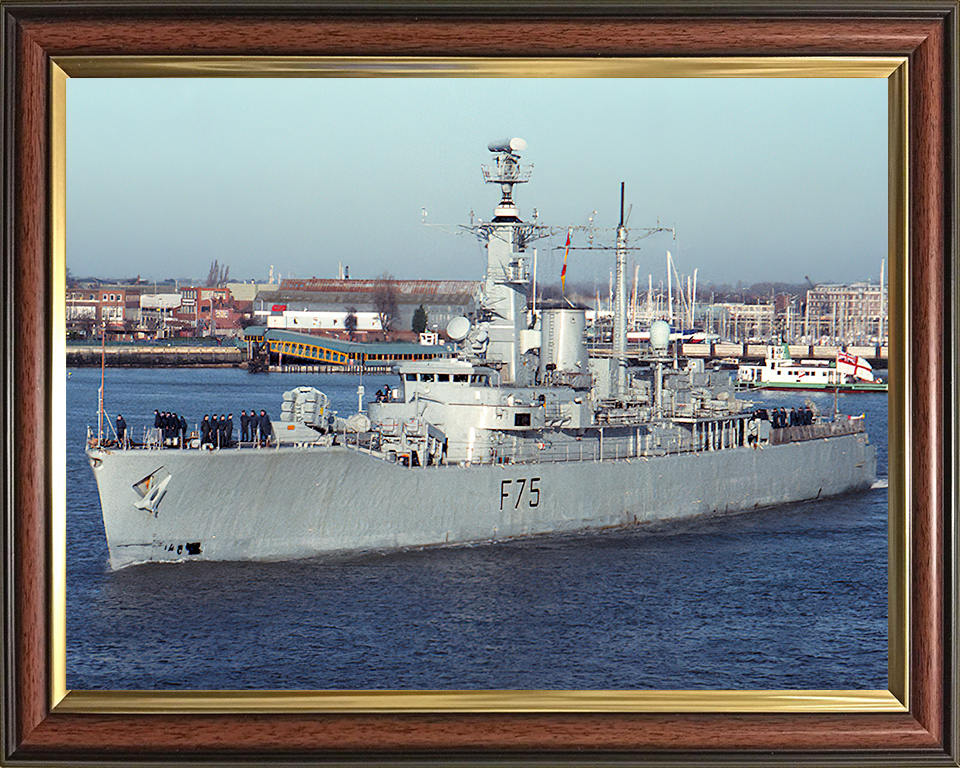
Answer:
[201,410,274,447]
[154,410,188,446]
[755,407,815,429]
[239,410,273,445]
[112,409,274,449]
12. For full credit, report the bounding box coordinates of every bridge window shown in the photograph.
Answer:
[453,374,468,383]
[420,374,434,382]
[436,374,450,382]
[405,373,417,381]
[470,374,488,385]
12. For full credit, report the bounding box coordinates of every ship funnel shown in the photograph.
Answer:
[539,307,591,389]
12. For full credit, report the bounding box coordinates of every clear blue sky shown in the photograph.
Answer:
[66,77,887,288]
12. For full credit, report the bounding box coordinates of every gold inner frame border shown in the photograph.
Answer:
[49,55,909,715]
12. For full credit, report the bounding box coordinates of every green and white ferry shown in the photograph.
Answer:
[737,345,887,392]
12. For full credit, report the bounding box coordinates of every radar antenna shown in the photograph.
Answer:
[481,138,532,221]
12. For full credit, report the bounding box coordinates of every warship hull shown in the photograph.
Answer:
[89,432,876,570]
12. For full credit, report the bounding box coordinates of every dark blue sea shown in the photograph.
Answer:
[66,367,888,690]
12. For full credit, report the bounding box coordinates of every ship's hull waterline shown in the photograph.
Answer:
[737,381,887,393]
[89,434,876,570]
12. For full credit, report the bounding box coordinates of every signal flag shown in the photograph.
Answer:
[561,229,571,293]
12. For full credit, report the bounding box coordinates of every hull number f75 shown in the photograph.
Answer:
[500,478,541,510]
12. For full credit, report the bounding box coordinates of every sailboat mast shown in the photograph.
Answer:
[613,182,628,397]
[666,251,673,326]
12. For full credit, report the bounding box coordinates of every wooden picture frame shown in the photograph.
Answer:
[2,2,957,765]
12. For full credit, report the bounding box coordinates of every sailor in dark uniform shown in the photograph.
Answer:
[258,409,271,447]
[116,414,126,446]
[201,414,211,445]
[240,410,249,443]
[179,414,188,447]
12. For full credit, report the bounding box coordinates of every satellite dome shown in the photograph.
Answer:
[446,316,471,341]
[649,320,671,353]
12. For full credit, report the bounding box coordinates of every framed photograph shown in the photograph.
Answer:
[2,2,957,765]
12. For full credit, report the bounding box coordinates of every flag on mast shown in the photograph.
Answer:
[561,228,571,293]
[836,350,875,382]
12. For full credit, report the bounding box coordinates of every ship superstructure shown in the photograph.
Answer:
[86,139,877,568]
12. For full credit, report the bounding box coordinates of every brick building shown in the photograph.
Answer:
[66,284,144,339]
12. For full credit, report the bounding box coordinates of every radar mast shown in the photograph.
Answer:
[482,138,532,221]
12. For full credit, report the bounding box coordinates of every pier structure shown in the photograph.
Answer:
[67,344,243,368]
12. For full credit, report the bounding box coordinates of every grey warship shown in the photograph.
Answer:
[86,138,877,569]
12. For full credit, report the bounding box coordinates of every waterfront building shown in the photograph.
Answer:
[173,285,248,338]
[253,278,479,337]
[138,292,183,339]
[66,284,146,339]
[225,281,279,309]
[802,282,886,345]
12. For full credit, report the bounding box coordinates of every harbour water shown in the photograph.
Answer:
[66,366,887,690]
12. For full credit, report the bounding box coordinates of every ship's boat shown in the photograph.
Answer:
[86,140,877,569]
